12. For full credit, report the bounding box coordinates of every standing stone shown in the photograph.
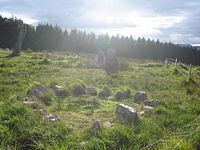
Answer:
[104,48,119,74]
[116,104,138,123]
[134,91,147,103]
[10,24,27,56]
[92,120,101,130]
[96,50,105,68]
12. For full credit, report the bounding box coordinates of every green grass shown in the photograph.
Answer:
[0,49,199,149]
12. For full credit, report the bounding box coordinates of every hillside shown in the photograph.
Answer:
[0,50,200,150]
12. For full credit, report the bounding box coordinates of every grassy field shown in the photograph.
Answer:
[0,50,200,150]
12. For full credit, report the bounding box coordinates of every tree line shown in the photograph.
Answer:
[0,15,200,65]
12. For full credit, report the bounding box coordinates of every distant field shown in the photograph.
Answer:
[0,50,199,150]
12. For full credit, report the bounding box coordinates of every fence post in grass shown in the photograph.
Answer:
[188,64,192,80]
[174,58,178,69]
[164,58,168,66]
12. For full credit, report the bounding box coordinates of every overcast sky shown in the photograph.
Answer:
[0,0,200,44]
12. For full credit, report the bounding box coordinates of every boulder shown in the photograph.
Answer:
[27,84,48,98]
[98,86,110,99]
[116,104,138,123]
[134,91,147,102]
[86,88,97,96]
[92,120,101,130]
[115,90,132,100]
[115,91,126,100]
[144,100,161,107]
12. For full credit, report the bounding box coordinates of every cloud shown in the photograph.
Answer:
[0,0,200,43]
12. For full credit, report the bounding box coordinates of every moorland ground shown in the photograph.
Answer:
[0,50,199,150]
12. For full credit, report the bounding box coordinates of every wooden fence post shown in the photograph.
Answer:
[188,64,192,80]
[165,58,168,66]
[174,58,177,69]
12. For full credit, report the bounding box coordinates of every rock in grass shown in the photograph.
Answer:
[22,97,39,108]
[72,84,86,96]
[115,91,126,100]
[137,111,145,116]
[38,109,47,115]
[115,90,132,101]
[134,91,147,102]
[142,106,154,111]
[55,88,70,97]
[86,88,97,96]
[53,85,64,90]
[92,120,101,130]
[23,97,33,101]
[27,84,48,98]
[124,89,132,98]
[98,86,110,99]
[144,100,161,107]
[116,104,138,123]
[44,114,60,122]
[103,121,115,128]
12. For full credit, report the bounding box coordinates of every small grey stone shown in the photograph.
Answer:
[86,88,97,96]
[23,97,33,101]
[142,106,154,110]
[45,114,60,122]
[80,141,86,145]
[27,84,48,98]
[38,109,47,115]
[103,121,115,128]
[144,100,161,107]
[53,85,64,89]
[92,120,101,130]
[137,111,145,116]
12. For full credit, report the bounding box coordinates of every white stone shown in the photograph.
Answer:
[116,104,138,123]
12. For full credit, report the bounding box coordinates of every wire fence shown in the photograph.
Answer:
[166,58,200,88]
[140,58,200,149]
